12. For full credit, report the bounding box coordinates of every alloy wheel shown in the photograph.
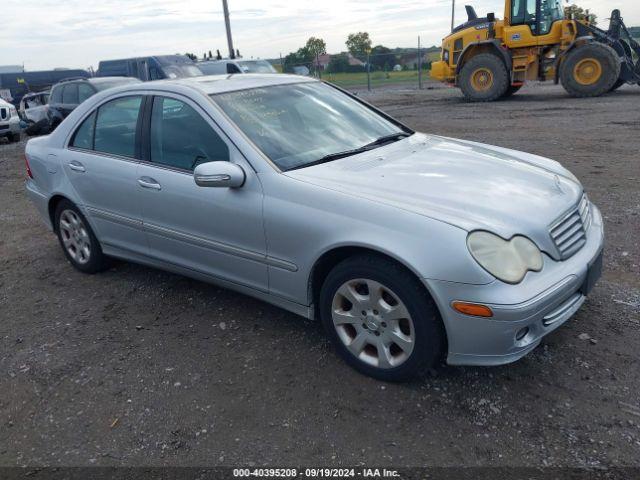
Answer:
[331,278,415,369]
[59,209,91,265]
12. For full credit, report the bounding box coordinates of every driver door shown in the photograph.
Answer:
[504,0,539,47]
[136,94,268,291]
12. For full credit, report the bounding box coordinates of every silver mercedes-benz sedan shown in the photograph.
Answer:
[25,74,604,381]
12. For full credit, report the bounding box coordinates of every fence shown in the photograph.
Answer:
[278,43,441,92]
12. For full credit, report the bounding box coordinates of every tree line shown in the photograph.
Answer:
[282,32,436,74]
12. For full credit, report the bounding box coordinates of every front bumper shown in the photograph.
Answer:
[426,203,605,366]
[430,61,455,82]
[0,124,20,136]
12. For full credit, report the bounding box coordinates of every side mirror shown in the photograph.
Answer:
[194,161,245,188]
[487,12,496,22]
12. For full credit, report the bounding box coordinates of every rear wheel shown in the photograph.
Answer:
[319,254,445,382]
[54,200,106,274]
[8,132,20,142]
[459,53,509,102]
[560,43,620,97]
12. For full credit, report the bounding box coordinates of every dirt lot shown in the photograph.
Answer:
[1,82,639,471]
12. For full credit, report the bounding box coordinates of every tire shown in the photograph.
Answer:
[458,53,509,102]
[319,254,446,382]
[503,84,522,98]
[8,132,20,143]
[54,200,106,274]
[560,43,620,98]
[610,78,625,92]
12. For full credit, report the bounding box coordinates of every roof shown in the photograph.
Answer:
[87,76,141,84]
[22,90,50,98]
[148,74,316,95]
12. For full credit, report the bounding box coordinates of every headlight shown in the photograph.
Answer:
[467,231,543,284]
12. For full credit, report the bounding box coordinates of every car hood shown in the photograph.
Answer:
[285,133,583,256]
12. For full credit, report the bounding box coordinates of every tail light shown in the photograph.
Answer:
[25,153,33,179]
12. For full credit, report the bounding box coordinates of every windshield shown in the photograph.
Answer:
[213,82,406,171]
[237,60,277,74]
[163,65,203,79]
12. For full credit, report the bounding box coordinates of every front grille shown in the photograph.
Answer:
[0,107,7,120]
[549,194,591,260]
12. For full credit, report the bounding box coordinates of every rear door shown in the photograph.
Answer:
[64,95,147,254]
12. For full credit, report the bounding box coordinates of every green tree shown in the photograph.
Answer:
[327,54,350,73]
[565,4,597,25]
[369,45,396,70]
[305,37,327,59]
[283,48,311,72]
[346,32,372,56]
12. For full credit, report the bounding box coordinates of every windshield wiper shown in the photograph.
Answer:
[286,146,371,171]
[285,131,412,172]
[363,132,412,148]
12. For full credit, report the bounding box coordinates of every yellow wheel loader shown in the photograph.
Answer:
[431,1,640,101]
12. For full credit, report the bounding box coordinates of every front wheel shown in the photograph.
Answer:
[458,53,510,102]
[560,43,620,97]
[319,254,445,382]
[54,200,106,274]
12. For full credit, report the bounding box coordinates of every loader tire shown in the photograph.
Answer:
[560,43,620,98]
[503,84,522,98]
[610,78,625,92]
[459,54,509,102]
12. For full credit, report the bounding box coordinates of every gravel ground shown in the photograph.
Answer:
[0,81,639,470]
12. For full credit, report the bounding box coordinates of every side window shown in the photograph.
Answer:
[94,96,142,158]
[78,83,94,103]
[149,67,162,80]
[62,84,79,104]
[71,112,96,150]
[150,96,229,171]
[50,86,63,104]
[227,63,242,74]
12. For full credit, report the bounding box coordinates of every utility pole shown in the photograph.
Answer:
[417,36,422,90]
[451,0,456,31]
[222,0,235,59]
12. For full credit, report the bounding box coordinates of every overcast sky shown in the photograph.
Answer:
[2,0,639,71]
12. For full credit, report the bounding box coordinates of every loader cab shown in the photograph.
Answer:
[506,0,565,45]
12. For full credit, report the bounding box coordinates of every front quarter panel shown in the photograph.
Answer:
[260,172,494,306]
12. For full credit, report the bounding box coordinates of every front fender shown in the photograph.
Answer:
[455,40,512,78]
[259,172,494,306]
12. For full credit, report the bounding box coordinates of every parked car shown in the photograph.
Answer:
[24,74,604,381]
[47,77,141,130]
[198,59,277,75]
[0,98,21,142]
[97,55,203,81]
[19,91,50,136]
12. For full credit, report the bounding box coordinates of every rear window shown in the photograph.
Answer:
[62,84,79,104]
[93,79,140,92]
[50,85,63,104]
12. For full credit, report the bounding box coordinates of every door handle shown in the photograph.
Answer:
[68,161,85,173]
[138,177,162,191]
